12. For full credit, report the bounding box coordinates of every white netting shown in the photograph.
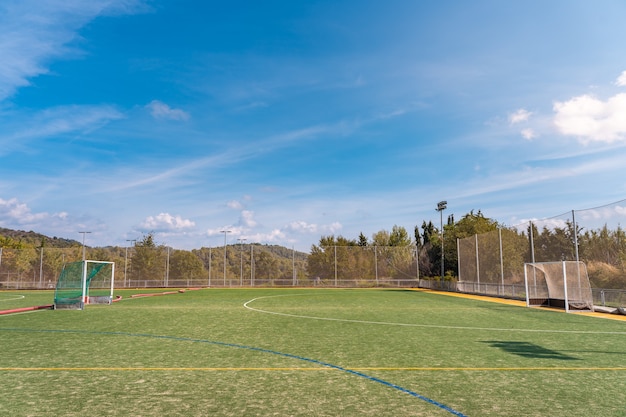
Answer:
[524,261,593,311]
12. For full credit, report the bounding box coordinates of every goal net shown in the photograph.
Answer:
[54,260,115,310]
[524,261,593,312]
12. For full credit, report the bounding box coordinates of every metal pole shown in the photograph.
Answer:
[220,230,231,286]
[39,246,43,289]
[165,246,170,287]
[374,245,379,285]
[416,244,420,283]
[529,221,536,263]
[79,231,91,261]
[251,245,254,286]
[334,245,338,287]
[125,239,136,288]
[208,247,212,287]
[238,238,246,286]
[456,238,460,283]
[499,228,504,290]
[572,210,580,262]
[292,246,296,286]
[475,234,480,288]
[436,201,447,288]
[124,246,128,288]
[441,209,444,283]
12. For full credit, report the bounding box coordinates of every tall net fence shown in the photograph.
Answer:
[0,245,421,290]
[458,199,626,307]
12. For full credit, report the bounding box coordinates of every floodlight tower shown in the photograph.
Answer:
[436,201,447,287]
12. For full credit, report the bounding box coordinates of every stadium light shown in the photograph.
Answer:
[436,201,447,287]
[79,231,92,261]
[220,230,232,286]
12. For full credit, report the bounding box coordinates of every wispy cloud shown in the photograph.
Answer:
[520,128,537,140]
[0,0,146,103]
[0,105,123,156]
[509,108,532,124]
[146,100,190,121]
[615,70,626,87]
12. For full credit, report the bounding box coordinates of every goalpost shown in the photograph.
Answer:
[523,261,593,312]
[54,260,115,310]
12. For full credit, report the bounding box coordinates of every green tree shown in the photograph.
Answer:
[131,233,166,282]
[170,250,206,283]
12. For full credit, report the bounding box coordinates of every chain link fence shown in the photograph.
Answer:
[457,199,626,307]
[0,245,423,290]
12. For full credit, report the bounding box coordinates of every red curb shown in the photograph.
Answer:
[0,305,53,315]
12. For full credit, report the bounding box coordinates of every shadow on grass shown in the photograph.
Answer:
[482,341,579,360]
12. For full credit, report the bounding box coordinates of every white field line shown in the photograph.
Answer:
[0,294,25,302]
[243,294,626,335]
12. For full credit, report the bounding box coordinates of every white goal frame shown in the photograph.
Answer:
[54,260,115,310]
[82,260,115,306]
[523,261,593,313]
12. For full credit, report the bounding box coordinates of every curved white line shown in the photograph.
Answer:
[0,295,25,302]
[243,294,626,335]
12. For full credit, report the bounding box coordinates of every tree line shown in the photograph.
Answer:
[306,210,626,288]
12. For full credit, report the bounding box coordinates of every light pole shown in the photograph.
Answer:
[220,230,231,286]
[124,239,136,288]
[436,201,447,287]
[79,231,92,261]
[238,238,246,286]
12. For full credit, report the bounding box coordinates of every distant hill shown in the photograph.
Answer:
[0,227,81,248]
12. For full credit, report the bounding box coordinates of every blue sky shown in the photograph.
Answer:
[1,0,626,252]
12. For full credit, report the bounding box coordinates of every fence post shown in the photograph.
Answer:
[572,210,580,263]
[334,246,337,287]
[529,221,536,263]
[375,246,379,286]
[292,246,296,286]
[39,246,44,289]
[475,234,480,287]
[499,228,504,292]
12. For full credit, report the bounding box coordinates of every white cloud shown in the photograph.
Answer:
[616,71,626,87]
[520,128,537,140]
[146,100,190,121]
[239,210,257,228]
[287,221,319,233]
[286,221,342,235]
[0,197,68,227]
[227,200,243,210]
[553,93,626,143]
[139,213,195,232]
[509,109,532,124]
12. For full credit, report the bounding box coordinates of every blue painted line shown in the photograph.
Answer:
[1,327,467,416]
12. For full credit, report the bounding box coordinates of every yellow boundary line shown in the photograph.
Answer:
[2,367,626,372]
[413,288,626,321]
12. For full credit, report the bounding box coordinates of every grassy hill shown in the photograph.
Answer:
[0,227,80,249]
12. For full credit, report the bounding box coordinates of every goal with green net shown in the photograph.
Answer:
[54,260,115,310]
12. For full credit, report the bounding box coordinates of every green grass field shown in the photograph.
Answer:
[1,288,625,416]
